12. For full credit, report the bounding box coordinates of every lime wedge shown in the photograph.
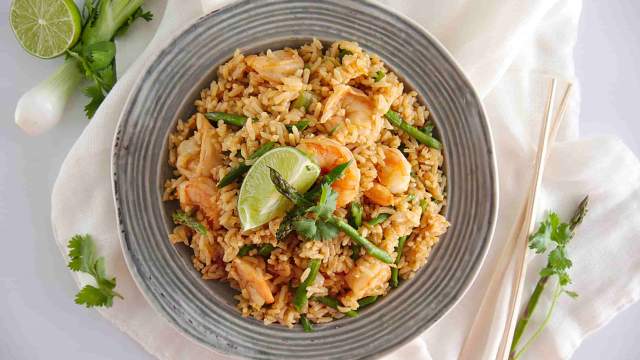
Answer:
[10,0,82,59]
[238,147,320,231]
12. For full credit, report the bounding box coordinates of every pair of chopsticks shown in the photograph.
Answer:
[495,79,574,360]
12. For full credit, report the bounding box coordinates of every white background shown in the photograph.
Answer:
[1,1,639,359]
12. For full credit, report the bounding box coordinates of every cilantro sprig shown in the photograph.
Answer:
[269,167,393,264]
[509,196,589,359]
[67,234,123,308]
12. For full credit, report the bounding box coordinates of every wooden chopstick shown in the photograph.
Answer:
[496,80,574,360]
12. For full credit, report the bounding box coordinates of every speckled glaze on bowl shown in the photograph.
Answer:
[112,0,497,359]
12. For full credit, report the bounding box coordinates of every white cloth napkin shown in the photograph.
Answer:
[51,0,640,359]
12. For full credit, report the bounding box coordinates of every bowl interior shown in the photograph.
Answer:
[113,1,497,359]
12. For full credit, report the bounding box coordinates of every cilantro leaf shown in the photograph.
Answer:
[309,184,338,220]
[528,215,553,253]
[67,234,123,308]
[75,285,114,308]
[293,218,317,240]
[548,247,572,271]
[316,221,339,241]
[67,234,96,273]
[82,85,105,119]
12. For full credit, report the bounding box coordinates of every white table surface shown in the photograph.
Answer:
[1,1,639,359]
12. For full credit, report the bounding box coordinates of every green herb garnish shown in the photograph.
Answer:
[67,234,123,308]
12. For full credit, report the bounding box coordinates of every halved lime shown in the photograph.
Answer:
[10,0,82,59]
[238,147,320,231]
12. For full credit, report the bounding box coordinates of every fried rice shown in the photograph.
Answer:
[163,40,449,328]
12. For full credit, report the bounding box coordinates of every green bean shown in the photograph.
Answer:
[237,244,255,257]
[217,142,276,188]
[293,91,315,112]
[328,218,393,264]
[313,296,358,317]
[358,296,378,307]
[300,314,313,332]
[390,235,408,288]
[258,244,275,257]
[367,213,391,226]
[293,259,322,311]
[348,202,363,228]
[384,110,442,149]
[204,111,247,127]
[286,119,311,132]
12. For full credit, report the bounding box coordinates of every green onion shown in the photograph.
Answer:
[286,119,311,132]
[351,244,361,261]
[328,124,341,135]
[313,296,358,317]
[258,244,275,257]
[237,244,256,257]
[373,70,385,82]
[293,259,322,311]
[406,194,416,202]
[348,202,363,228]
[358,296,378,308]
[292,91,315,112]
[300,314,314,332]
[390,235,408,288]
[367,213,391,226]
[385,110,442,149]
[304,161,351,202]
[204,112,247,127]
[338,47,353,63]
[217,142,276,188]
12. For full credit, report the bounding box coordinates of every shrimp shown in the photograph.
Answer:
[177,177,221,230]
[320,85,381,143]
[246,49,304,84]
[364,146,412,206]
[232,256,275,306]
[297,137,361,207]
[196,114,222,177]
[176,137,200,179]
[342,255,391,305]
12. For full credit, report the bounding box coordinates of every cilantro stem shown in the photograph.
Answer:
[512,283,563,360]
[509,196,589,359]
[328,217,394,264]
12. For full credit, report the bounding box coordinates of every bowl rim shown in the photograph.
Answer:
[111,0,499,358]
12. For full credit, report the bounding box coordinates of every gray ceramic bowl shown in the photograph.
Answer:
[112,0,497,359]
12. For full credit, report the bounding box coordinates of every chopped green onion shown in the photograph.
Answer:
[313,296,358,317]
[217,142,276,188]
[204,112,247,127]
[258,244,275,257]
[286,119,311,132]
[348,202,363,228]
[406,194,416,202]
[338,47,353,63]
[358,296,378,308]
[300,314,314,332]
[292,91,315,112]
[293,259,322,311]
[385,110,442,149]
[237,244,256,257]
[373,70,385,82]
[328,124,341,135]
[391,235,408,288]
[367,213,391,226]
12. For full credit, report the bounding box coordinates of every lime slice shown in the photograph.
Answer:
[10,0,82,59]
[238,147,320,231]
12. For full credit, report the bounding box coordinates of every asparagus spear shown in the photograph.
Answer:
[385,110,442,149]
[390,235,408,287]
[204,111,247,127]
[293,259,322,311]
